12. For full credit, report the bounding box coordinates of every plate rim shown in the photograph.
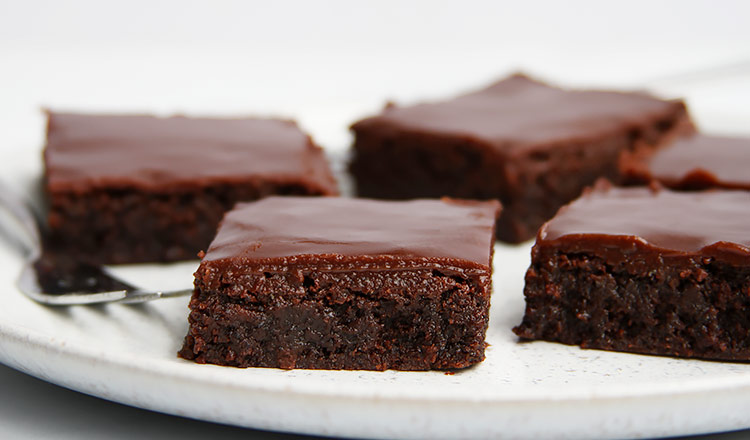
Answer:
[4,315,750,440]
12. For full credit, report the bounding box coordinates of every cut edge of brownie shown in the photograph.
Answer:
[179,258,494,370]
[513,242,750,361]
[45,177,338,264]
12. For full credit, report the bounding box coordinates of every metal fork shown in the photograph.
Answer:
[0,181,193,305]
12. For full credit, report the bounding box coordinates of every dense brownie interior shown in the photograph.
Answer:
[514,183,750,360]
[181,263,490,370]
[179,196,500,370]
[350,74,692,243]
[47,181,329,264]
[517,250,750,360]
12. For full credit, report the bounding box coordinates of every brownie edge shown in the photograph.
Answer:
[179,196,501,370]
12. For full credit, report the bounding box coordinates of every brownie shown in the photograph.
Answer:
[349,73,692,243]
[622,134,750,190]
[43,112,338,264]
[179,196,500,370]
[513,182,750,361]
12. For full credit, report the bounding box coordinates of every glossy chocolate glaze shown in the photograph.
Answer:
[647,134,750,189]
[351,74,685,153]
[203,196,501,269]
[538,183,750,264]
[45,112,337,193]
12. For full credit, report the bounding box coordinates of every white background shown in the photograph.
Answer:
[1,0,750,438]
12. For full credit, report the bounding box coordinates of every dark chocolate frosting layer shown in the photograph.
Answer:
[204,197,500,268]
[540,183,750,259]
[45,112,337,192]
[649,134,750,188]
[352,74,685,152]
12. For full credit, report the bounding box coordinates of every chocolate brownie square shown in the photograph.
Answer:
[514,182,750,360]
[179,196,500,370]
[622,134,750,190]
[43,112,338,264]
[350,74,692,243]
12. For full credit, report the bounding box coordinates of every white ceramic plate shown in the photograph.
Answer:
[2,231,750,440]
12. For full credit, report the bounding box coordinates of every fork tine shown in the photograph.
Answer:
[116,289,194,305]
[17,266,192,306]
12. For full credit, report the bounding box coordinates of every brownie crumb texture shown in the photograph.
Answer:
[180,266,491,370]
[514,250,750,360]
[47,182,329,264]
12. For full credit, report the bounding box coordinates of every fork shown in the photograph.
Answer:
[0,181,193,305]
